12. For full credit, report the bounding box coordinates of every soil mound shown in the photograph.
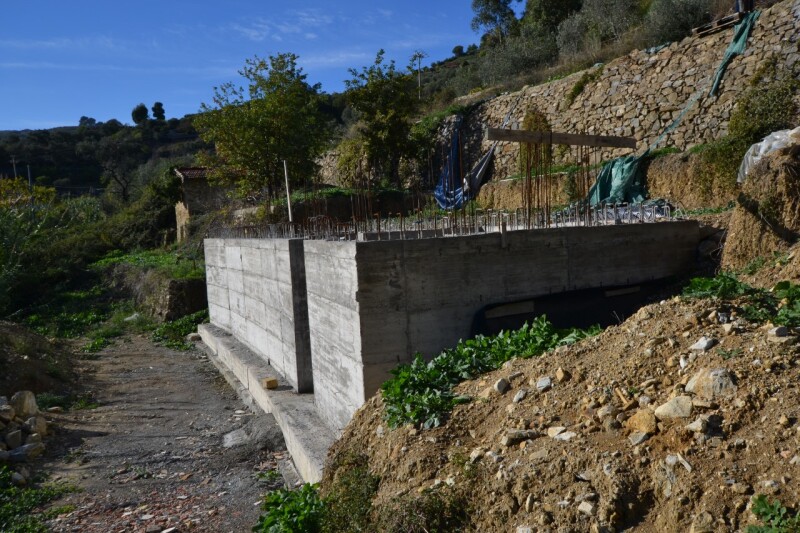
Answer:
[722,145,800,271]
[645,152,736,211]
[324,296,800,532]
[0,321,74,397]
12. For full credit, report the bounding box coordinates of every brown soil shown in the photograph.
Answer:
[327,288,800,532]
[37,334,288,533]
[644,152,737,211]
[0,321,75,397]
[722,145,800,272]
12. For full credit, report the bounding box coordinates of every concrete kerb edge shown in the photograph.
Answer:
[197,323,335,483]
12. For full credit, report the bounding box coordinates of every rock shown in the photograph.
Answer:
[0,450,8,462]
[554,431,577,442]
[486,451,503,463]
[0,405,15,423]
[4,430,22,450]
[577,501,595,516]
[654,396,693,420]
[690,511,714,533]
[536,377,552,392]
[10,472,26,487]
[597,404,619,419]
[9,442,45,462]
[779,415,791,427]
[556,368,571,382]
[722,323,736,335]
[626,409,657,434]
[500,429,539,447]
[732,482,752,495]
[547,427,566,438]
[222,428,249,448]
[685,368,737,400]
[469,447,486,463]
[10,391,38,419]
[525,493,535,512]
[46,406,64,414]
[512,389,528,403]
[689,337,717,352]
[479,386,496,399]
[685,417,708,433]
[186,332,202,342]
[25,416,47,437]
[768,326,789,338]
[494,378,510,394]
[629,432,650,445]
[25,433,42,445]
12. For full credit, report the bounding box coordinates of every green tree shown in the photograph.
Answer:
[344,50,419,185]
[194,53,331,198]
[452,45,465,56]
[522,0,582,33]
[151,101,166,121]
[131,103,149,125]
[471,0,520,46]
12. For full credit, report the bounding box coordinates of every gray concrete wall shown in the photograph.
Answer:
[304,221,699,431]
[204,238,313,392]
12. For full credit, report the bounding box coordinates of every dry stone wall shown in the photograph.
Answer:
[461,0,799,179]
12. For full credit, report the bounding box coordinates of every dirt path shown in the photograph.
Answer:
[41,334,288,533]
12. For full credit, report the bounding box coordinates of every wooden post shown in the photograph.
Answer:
[283,160,293,223]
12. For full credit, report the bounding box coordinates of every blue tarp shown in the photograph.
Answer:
[433,122,465,209]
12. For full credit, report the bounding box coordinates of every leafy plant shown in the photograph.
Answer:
[381,316,600,428]
[0,465,75,532]
[682,273,754,300]
[253,483,324,533]
[152,309,209,350]
[748,494,800,532]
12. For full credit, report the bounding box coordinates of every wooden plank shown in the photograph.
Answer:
[692,12,743,36]
[486,128,637,149]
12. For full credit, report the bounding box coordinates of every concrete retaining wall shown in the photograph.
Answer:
[204,238,313,392]
[303,220,699,431]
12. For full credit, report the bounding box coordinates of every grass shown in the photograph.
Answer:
[381,315,600,429]
[0,465,76,533]
[92,249,205,280]
[683,274,800,328]
[151,309,209,350]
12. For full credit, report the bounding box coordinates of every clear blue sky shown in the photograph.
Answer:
[0,1,517,131]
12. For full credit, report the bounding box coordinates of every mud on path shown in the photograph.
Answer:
[41,334,287,533]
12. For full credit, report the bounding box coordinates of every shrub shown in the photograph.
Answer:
[253,483,324,533]
[729,77,799,146]
[641,0,712,46]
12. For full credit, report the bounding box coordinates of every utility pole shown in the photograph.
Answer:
[283,160,293,223]
[411,50,427,100]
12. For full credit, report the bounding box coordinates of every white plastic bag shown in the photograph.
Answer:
[738,126,800,183]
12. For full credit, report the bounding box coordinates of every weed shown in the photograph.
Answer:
[376,487,470,533]
[381,316,600,428]
[565,66,604,106]
[253,483,324,533]
[35,393,70,411]
[747,494,800,532]
[151,309,209,350]
[71,393,99,411]
[321,453,379,531]
[0,465,75,532]
[717,347,742,360]
[741,257,768,276]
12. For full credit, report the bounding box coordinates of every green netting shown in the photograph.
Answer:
[586,11,760,207]
[586,152,648,206]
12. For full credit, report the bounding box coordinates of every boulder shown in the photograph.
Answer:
[654,396,693,420]
[10,391,38,419]
[685,368,737,401]
[626,409,658,434]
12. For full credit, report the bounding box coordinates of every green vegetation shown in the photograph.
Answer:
[674,201,735,218]
[195,53,332,199]
[151,309,209,350]
[321,453,380,531]
[382,316,601,429]
[93,249,204,280]
[253,483,325,533]
[683,274,800,328]
[748,494,800,532]
[565,65,604,106]
[0,465,75,532]
[377,488,469,532]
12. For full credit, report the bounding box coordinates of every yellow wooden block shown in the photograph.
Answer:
[261,377,279,389]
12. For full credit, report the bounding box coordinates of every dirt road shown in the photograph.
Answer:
[41,334,288,533]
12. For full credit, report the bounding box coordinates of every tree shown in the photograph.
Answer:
[131,103,149,125]
[471,0,520,46]
[522,0,582,33]
[194,53,332,198]
[78,116,97,127]
[344,50,419,185]
[452,45,465,57]
[86,130,149,202]
[151,102,166,121]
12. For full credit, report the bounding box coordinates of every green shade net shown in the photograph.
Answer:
[587,152,648,207]
[710,11,761,96]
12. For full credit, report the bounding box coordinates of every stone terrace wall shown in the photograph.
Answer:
[462,0,799,179]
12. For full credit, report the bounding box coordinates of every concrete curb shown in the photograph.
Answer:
[198,323,335,483]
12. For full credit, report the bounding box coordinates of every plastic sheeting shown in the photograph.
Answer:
[709,11,760,96]
[738,126,800,183]
[586,152,648,207]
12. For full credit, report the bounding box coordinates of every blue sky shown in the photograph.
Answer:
[0,1,514,131]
